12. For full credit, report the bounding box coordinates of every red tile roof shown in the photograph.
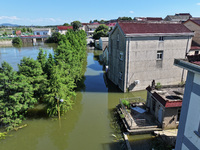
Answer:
[190,46,200,50]
[57,26,73,30]
[107,23,116,27]
[118,22,192,35]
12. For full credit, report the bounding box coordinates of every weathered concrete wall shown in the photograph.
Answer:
[0,40,12,46]
[108,26,126,91]
[126,36,191,91]
[163,108,179,129]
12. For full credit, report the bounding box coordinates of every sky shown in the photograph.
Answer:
[0,0,200,26]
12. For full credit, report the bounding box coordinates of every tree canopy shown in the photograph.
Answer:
[92,24,109,40]
[118,17,133,20]
[71,21,82,31]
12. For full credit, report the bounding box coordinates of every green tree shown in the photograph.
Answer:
[21,27,27,33]
[63,23,70,26]
[71,21,82,31]
[47,32,61,43]
[18,57,46,100]
[92,24,109,40]
[0,62,36,131]
[118,17,133,20]
[12,37,22,47]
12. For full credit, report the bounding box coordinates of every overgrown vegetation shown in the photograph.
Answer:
[12,37,22,46]
[0,30,87,132]
[121,99,130,108]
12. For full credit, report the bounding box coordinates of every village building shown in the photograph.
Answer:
[80,23,89,32]
[187,46,200,56]
[106,22,116,31]
[174,55,200,150]
[86,22,100,36]
[99,37,109,50]
[146,85,183,129]
[57,26,73,35]
[33,28,51,36]
[108,21,194,92]
[102,46,109,65]
[134,17,163,22]
[164,13,192,22]
[184,18,200,46]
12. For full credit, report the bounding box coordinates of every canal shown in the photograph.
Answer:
[0,43,147,150]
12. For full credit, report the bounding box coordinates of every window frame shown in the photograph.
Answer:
[159,36,164,41]
[157,50,163,60]
[119,51,123,61]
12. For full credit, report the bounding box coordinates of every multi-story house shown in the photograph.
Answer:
[108,21,194,92]
[174,55,200,150]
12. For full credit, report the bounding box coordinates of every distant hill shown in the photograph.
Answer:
[0,23,20,27]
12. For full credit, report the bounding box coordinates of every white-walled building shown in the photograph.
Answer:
[174,56,200,150]
[33,28,51,36]
[108,21,194,92]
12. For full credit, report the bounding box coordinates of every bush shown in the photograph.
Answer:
[155,82,162,90]
[121,99,130,108]
[12,37,22,46]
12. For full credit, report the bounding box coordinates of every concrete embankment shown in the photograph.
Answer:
[0,40,12,46]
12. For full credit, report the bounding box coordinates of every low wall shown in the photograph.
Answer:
[0,40,12,46]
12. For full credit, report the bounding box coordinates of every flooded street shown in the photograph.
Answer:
[0,44,147,150]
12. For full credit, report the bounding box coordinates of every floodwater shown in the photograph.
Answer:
[0,43,147,150]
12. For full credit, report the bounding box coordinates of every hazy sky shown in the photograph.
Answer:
[0,0,200,25]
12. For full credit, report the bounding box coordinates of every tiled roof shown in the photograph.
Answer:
[190,46,200,50]
[57,26,73,30]
[118,22,192,35]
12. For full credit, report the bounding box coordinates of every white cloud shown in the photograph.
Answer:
[0,16,20,20]
[197,3,200,5]
[129,11,134,14]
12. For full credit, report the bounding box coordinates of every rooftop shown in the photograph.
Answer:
[57,26,73,30]
[146,86,184,108]
[117,22,193,35]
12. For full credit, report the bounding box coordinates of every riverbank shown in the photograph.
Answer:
[0,39,12,46]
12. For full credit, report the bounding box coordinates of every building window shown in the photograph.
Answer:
[195,51,199,55]
[177,109,181,122]
[119,72,122,80]
[194,121,200,138]
[117,34,119,49]
[152,99,156,112]
[157,50,163,60]
[119,52,123,61]
[159,36,164,41]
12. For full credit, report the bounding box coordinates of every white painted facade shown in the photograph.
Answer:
[33,28,51,36]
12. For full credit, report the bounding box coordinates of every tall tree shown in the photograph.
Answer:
[71,21,82,31]
[0,62,36,131]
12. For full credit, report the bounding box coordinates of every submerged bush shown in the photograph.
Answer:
[12,37,22,46]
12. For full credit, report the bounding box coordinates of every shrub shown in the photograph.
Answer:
[12,37,22,46]
[121,99,130,108]
[155,82,162,90]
